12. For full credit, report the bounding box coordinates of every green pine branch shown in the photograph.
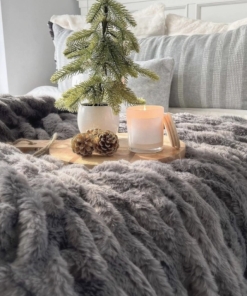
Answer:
[55,76,104,112]
[51,0,159,114]
[63,40,90,57]
[51,58,87,83]
[65,48,91,60]
[86,1,104,23]
[106,0,136,27]
[132,63,160,80]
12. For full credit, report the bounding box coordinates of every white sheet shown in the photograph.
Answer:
[169,108,247,119]
[26,86,62,100]
[27,86,247,119]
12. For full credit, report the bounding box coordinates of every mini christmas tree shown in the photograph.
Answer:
[51,0,159,114]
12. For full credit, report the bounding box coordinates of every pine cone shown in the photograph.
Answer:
[86,128,103,137]
[71,133,94,157]
[94,130,119,156]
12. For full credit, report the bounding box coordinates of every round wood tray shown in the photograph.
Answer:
[50,133,186,168]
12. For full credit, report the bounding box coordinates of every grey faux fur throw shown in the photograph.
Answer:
[0,94,247,296]
[0,95,78,142]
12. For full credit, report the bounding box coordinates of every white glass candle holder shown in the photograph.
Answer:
[127,105,164,153]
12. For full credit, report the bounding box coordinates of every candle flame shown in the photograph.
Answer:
[144,105,146,111]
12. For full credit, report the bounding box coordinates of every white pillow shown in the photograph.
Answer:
[72,58,175,113]
[166,14,247,36]
[165,14,228,36]
[50,3,166,38]
[131,3,166,38]
[228,18,247,31]
[50,15,88,32]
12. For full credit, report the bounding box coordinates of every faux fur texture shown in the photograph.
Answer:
[165,14,247,36]
[0,94,247,295]
[50,3,166,38]
[0,95,78,142]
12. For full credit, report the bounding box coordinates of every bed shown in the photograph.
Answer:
[28,0,247,118]
[1,1,247,296]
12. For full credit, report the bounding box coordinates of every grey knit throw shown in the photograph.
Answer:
[0,94,247,296]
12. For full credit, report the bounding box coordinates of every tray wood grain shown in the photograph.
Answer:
[14,133,186,168]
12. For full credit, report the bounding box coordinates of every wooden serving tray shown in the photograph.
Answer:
[14,133,186,168]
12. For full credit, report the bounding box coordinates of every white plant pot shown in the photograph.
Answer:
[77,104,119,134]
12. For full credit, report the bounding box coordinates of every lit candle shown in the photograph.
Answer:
[127,105,164,153]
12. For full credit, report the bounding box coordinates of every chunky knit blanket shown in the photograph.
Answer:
[0,94,247,296]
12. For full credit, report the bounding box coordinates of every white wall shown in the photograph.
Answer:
[0,0,8,93]
[78,0,247,22]
[1,0,80,95]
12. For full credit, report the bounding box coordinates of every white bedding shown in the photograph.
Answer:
[169,108,247,119]
[26,86,62,100]
[50,4,166,39]
[27,86,247,119]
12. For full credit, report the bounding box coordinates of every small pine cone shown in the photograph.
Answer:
[71,133,94,157]
[86,128,103,137]
[94,130,119,156]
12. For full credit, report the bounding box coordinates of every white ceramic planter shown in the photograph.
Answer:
[77,104,119,133]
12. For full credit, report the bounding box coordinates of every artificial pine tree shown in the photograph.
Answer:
[51,0,159,114]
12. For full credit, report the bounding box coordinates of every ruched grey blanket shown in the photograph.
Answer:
[0,94,247,296]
